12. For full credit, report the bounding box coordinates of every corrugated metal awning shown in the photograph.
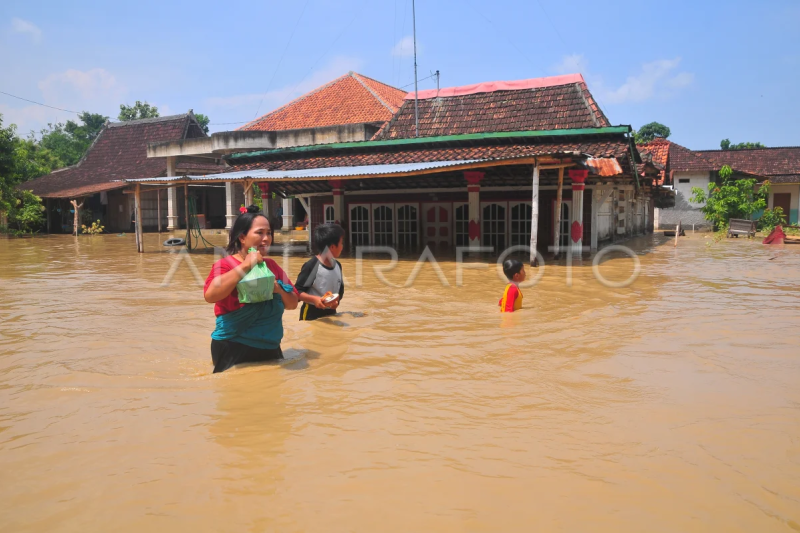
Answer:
[123,160,485,183]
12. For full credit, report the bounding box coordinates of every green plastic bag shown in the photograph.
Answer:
[236,248,275,303]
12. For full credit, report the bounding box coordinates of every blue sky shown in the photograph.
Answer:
[2,0,799,149]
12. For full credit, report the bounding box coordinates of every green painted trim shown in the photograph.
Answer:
[226,126,632,160]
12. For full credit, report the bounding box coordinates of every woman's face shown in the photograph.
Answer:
[238,216,272,254]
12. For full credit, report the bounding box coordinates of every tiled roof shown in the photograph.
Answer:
[668,142,719,173]
[227,139,630,173]
[695,147,800,182]
[23,114,208,198]
[377,75,611,140]
[239,72,406,132]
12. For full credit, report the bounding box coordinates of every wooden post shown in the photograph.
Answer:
[157,189,162,233]
[590,187,599,252]
[553,167,564,258]
[46,198,52,234]
[134,184,144,253]
[529,163,540,267]
[675,220,681,248]
[70,198,84,237]
[184,183,191,250]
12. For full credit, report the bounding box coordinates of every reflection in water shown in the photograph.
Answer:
[1,233,800,531]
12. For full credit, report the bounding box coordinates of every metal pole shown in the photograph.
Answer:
[412,0,420,137]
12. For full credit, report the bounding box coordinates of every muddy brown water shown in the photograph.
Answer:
[1,233,799,531]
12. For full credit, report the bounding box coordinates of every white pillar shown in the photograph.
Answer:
[654,207,660,230]
[465,171,484,249]
[258,183,270,219]
[330,180,344,226]
[570,170,588,255]
[166,156,178,230]
[225,182,236,230]
[282,198,293,231]
[529,165,540,266]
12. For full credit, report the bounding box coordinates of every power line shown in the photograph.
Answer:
[400,72,436,89]
[0,90,81,114]
[252,0,312,120]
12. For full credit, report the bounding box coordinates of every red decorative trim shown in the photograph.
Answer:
[328,179,344,189]
[467,185,480,193]
[571,221,583,243]
[464,171,485,185]
[572,184,585,191]
[406,74,585,101]
[569,169,588,183]
[468,220,481,240]
[258,182,269,195]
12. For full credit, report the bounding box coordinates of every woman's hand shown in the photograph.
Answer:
[242,249,264,271]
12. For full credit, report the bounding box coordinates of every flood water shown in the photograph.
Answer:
[1,232,800,531]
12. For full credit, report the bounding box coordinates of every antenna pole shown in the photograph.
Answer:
[412,0,420,137]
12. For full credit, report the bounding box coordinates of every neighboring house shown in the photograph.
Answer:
[131,73,660,255]
[639,140,800,228]
[23,113,221,233]
[696,147,800,224]
[639,139,721,229]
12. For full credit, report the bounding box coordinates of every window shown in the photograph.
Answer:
[482,203,506,250]
[349,205,370,246]
[396,204,418,249]
[509,202,532,247]
[373,205,394,246]
[324,205,335,224]
[454,204,469,246]
[678,178,690,183]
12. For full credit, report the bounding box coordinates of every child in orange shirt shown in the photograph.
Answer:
[499,259,525,313]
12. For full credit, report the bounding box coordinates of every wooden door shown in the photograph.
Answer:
[773,193,791,221]
[422,203,451,248]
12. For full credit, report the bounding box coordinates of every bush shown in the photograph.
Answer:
[81,220,105,235]
[757,207,787,233]
[690,165,769,229]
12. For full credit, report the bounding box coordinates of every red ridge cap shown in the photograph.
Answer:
[405,73,586,100]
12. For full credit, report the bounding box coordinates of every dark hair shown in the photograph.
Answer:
[503,259,524,280]
[225,205,271,255]
[313,223,345,254]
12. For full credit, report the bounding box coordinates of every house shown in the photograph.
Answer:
[131,73,660,257]
[639,140,800,228]
[23,113,221,233]
[695,147,800,224]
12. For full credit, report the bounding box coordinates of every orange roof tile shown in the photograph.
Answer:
[239,72,406,132]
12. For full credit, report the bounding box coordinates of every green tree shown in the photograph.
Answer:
[194,113,210,135]
[39,112,108,167]
[0,116,47,233]
[634,122,671,144]
[118,101,159,121]
[690,165,769,228]
[720,139,766,150]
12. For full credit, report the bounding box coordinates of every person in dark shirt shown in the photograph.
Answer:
[295,223,345,321]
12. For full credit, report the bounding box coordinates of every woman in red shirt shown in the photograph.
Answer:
[203,206,299,373]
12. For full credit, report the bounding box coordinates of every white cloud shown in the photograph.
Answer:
[600,58,693,104]
[11,18,41,43]
[553,54,588,75]
[552,54,694,105]
[204,56,363,130]
[39,68,125,102]
[0,68,126,134]
[391,35,419,58]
